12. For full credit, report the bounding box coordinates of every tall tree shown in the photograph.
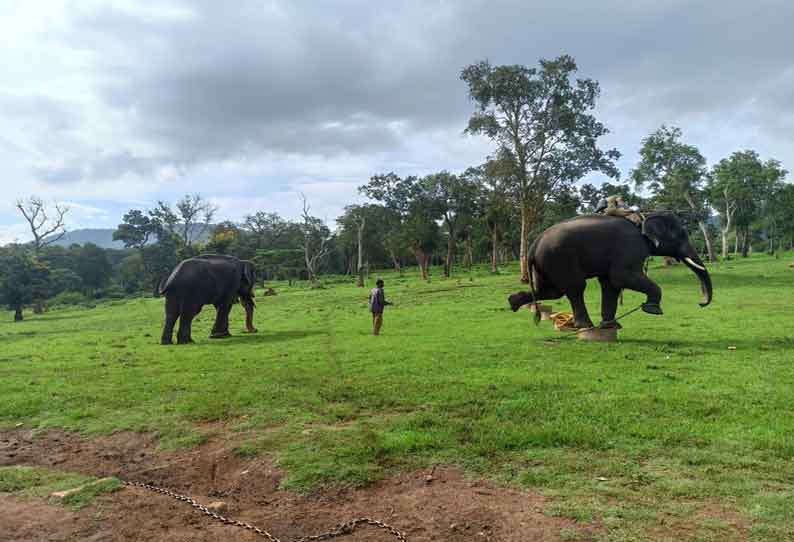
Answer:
[244,211,291,248]
[113,210,160,249]
[461,55,620,283]
[360,173,441,280]
[708,150,787,258]
[15,197,69,252]
[74,243,112,295]
[475,162,512,274]
[299,194,331,282]
[150,194,217,248]
[631,125,715,262]
[0,247,50,321]
[423,171,479,277]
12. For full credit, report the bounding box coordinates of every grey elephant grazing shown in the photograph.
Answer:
[508,212,713,329]
[160,254,258,345]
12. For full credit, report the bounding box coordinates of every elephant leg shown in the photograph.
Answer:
[177,305,201,344]
[565,280,593,329]
[598,277,621,329]
[612,271,663,315]
[161,296,179,345]
[210,304,232,339]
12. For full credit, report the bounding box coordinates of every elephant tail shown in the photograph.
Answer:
[158,262,184,295]
[528,252,541,326]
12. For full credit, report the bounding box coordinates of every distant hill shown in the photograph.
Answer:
[49,229,126,249]
[48,225,216,249]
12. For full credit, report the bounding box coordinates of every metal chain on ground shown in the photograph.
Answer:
[556,303,644,337]
[122,480,408,542]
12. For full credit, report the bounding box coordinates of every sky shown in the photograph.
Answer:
[1,0,793,244]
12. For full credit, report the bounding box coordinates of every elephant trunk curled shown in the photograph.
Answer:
[680,251,712,307]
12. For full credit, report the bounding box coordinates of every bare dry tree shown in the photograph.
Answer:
[299,193,331,283]
[15,196,69,252]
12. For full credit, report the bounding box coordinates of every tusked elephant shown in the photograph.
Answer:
[160,254,258,345]
[508,212,713,329]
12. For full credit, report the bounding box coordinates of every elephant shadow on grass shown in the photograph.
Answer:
[204,328,327,346]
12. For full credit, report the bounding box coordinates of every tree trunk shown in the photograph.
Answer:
[741,228,750,257]
[14,305,23,322]
[413,248,429,281]
[697,220,715,263]
[389,249,402,276]
[734,231,740,256]
[721,229,729,259]
[464,237,474,271]
[445,235,455,278]
[519,204,530,283]
[356,221,365,287]
[490,227,499,274]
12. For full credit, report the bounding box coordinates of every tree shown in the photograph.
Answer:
[423,171,479,277]
[708,150,787,257]
[15,197,69,252]
[360,173,441,280]
[0,247,50,321]
[244,211,291,248]
[204,221,241,254]
[117,252,146,293]
[299,194,331,282]
[631,125,715,262]
[472,163,511,274]
[74,243,112,295]
[150,194,217,248]
[141,234,181,296]
[113,210,160,249]
[461,55,620,283]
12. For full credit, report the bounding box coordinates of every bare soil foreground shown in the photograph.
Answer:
[1,429,605,542]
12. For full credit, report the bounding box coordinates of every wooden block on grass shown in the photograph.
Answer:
[50,478,115,500]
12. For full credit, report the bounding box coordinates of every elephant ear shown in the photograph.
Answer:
[642,215,666,248]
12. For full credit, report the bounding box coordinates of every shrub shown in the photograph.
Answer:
[50,291,92,307]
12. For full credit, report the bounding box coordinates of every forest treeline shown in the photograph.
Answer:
[2,55,791,320]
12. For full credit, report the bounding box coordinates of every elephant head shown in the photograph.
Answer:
[238,259,258,333]
[642,212,713,307]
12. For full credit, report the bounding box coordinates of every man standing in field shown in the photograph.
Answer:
[369,279,391,336]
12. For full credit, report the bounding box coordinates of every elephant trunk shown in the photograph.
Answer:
[680,249,712,307]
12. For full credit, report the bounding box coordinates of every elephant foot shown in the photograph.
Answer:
[599,320,622,330]
[243,328,258,334]
[161,338,173,345]
[574,320,595,330]
[210,332,232,339]
[641,303,663,315]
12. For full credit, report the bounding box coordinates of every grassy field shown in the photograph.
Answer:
[3,255,794,540]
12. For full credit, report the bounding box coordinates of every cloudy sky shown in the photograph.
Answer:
[1,0,792,243]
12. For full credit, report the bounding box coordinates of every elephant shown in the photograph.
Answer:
[508,212,713,329]
[160,254,258,345]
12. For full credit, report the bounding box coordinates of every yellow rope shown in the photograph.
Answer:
[550,311,576,331]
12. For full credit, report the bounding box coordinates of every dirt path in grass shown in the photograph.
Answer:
[1,428,599,542]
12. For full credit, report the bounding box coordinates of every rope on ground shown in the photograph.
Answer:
[554,303,644,337]
[122,480,408,542]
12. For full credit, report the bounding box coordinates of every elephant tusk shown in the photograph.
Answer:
[684,257,706,271]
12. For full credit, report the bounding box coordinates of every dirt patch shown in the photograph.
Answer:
[1,429,598,542]
[646,502,750,542]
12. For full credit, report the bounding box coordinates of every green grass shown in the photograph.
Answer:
[2,255,794,539]
[0,466,120,510]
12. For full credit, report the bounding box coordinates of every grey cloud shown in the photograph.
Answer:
[19,0,794,186]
